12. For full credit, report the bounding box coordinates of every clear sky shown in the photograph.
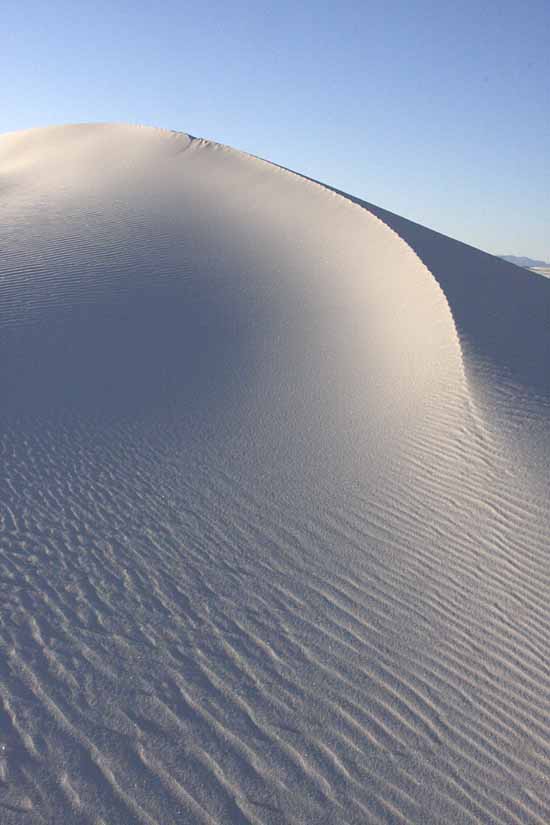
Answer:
[3,0,549,259]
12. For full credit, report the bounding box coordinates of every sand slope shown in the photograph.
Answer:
[0,124,548,823]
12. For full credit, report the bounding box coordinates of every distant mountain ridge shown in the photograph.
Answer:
[500,255,550,268]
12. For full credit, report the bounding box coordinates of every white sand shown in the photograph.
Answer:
[0,123,548,823]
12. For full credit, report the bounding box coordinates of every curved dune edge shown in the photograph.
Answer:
[250,140,550,475]
[272,160,550,395]
[0,124,549,825]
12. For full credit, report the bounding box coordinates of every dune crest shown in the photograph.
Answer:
[0,124,548,824]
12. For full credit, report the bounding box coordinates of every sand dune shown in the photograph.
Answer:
[530,267,550,279]
[0,123,548,824]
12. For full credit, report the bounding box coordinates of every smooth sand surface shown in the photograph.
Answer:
[0,124,549,823]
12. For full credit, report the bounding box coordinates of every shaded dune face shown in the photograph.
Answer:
[0,125,549,825]
[310,181,550,402]
[0,124,464,464]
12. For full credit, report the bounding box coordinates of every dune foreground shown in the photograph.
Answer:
[0,124,549,824]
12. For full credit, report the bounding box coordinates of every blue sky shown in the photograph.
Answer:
[3,0,549,258]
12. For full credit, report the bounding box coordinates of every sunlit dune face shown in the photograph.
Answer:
[0,125,464,466]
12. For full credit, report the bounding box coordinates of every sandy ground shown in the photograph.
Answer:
[0,124,549,824]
